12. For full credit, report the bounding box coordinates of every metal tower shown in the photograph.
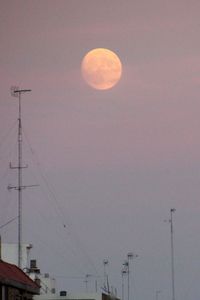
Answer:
[9,87,31,268]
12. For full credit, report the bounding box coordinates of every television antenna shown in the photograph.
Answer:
[9,87,38,268]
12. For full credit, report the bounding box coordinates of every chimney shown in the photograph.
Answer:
[30,259,37,269]
[30,259,40,274]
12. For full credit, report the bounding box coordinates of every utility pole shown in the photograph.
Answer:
[9,87,31,268]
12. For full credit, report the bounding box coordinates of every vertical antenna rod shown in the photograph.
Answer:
[170,208,176,300]
[11,87,31,268]
[103,259,109,293]
[121,268,127,300]
[125,252,138,300]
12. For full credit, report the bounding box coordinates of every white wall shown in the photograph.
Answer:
[34,292,102,300]
[1,243,32,270]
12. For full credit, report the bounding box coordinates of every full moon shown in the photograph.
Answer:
[81,48,122,90]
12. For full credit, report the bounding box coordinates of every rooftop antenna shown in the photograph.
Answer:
[121,268,127,300]
[164,208,176,300]
[170,209,176,300]
[124,252,138,300]
[84,274,92,293]
[103,259,110,294]
[9,87,37,269]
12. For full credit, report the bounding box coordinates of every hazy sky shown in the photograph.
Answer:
[1,1,200,299]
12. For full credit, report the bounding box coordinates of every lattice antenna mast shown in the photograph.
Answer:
[9,87,32,268]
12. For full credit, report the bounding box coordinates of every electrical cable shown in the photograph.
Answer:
[22,128,100,277]
[0,216,18,229]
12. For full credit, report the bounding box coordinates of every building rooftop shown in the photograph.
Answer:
[0,259,40,294]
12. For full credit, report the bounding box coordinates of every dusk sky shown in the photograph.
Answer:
[1,1,200,300]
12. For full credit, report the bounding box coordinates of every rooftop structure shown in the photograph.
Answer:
[1,243,32,271]
[34,292,120,300]
[0,259,40,299]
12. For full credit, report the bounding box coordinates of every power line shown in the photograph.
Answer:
[22,127,100,277]
[0,120,18,153]
[0,216,18,229]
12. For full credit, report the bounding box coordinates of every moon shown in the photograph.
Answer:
[81,48,122,90]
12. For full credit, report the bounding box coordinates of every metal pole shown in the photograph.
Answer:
[85,274,92,293]
[18,90,22,268]
[103,259,109,293]
[156,290,161,300]
[122,274,124,300]
[95,279,97,293]
[127,260,130,300]
[11,88,31,268]
[127,252,138,300]
[127,253,133,300]
[121,269,126,300]
[85,275,88,293]
[170,208,176,300]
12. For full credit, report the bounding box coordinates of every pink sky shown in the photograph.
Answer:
[1,1,200,300]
